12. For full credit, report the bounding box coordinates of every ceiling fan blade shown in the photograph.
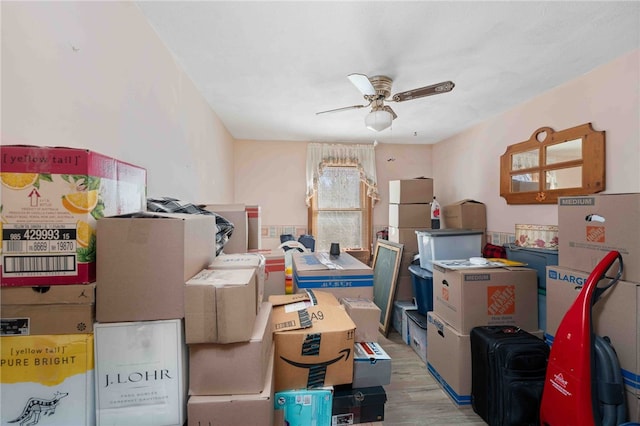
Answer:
[348,73,376,96]
[391,81,455,102]
[316,104,368,115]
[382,105,398,120]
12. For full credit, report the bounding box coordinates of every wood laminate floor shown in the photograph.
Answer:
[374,329,486,426]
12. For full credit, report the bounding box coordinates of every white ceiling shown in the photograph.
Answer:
[135,1,639,145]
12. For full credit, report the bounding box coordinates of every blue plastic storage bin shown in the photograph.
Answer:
[408,264,433,315]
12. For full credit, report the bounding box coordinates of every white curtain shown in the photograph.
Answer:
[305,143,379,206]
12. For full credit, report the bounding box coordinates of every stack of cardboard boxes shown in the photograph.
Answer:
[387,178,434,301]
[546,194,639,422]
[0,145,147,426]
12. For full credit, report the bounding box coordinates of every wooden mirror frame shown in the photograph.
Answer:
[371,239,403,337]
[500,123,605,204]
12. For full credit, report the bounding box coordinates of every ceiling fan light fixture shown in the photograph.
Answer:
[365,109,393,132]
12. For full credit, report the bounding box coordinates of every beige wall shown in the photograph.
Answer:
[432,48,640,239]
[234,140,432,249]
[2,2,235,203]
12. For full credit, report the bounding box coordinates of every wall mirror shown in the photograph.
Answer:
[500,123,605,204]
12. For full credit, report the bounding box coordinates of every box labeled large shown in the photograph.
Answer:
[94,319,187,426]
[389,203,430,228]
[185,268,257,344]
[352,342,392,388]
[558,194,640,282]
[341,298,380,342]
[186,344,274,426]
[1,333,95,425]
[293,252,374,300]
[432,265,538,334]
[209,252,265,312]
[96,212,216,322]
[1,283,95,335]
[1,145,146,286]
[389,179,434,204]
[332,385,387,424]
[188,302,273,396]
[416,229,484,271]
[442,199,487,230]
[269,291,356,392]
[546,265,639,392]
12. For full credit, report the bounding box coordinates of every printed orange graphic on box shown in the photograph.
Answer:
[487,285,516,316]
[586,225,606,243]
[442,286,449,302]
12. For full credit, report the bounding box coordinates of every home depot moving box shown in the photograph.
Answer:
[0,333,95,425]
[185,268,257,344]
[292,252,374,300]
[269,291,356,391]
[94,319,187,426]
[546,265,639,396]
[186,344,274,426]
[188,302,273,396]
[432,265,538,334]
[0,145,146,286]
[96,212,216,322]
[427,311,544,407]
[1,284,95,335]
[558,193,640,283]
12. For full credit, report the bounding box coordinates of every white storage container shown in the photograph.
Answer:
[416,229,484,271]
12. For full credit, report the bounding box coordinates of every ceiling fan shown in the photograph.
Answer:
[317,73,455,132]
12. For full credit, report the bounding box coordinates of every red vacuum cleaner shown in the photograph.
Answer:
[540,250,627,426]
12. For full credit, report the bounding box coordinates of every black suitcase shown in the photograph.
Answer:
[470,325,550,426]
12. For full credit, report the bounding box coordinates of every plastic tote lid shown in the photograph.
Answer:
[415,229,483,237]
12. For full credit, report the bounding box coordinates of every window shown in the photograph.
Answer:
[308,166,372,253]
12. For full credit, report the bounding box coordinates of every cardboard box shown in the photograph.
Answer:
[293,252,374,301]
[341,298,381,342]
[246,205,262,250]
[332,385,387,425]
[345,248,371,266]
[389,203,430,228]
[628,389,640,422]
[188,302,273,396]
[203,204,248,254]
[186,344,274,426]
[269,291,356,392]
[94,319,187,426]
[442,199,487,230]
[249,248,286,301]
[545,265,639,388]
[0,145,146,286]
[274,388,333,425]
[1,333,95,426]
[96,212,216,323]
[388,226,421,254]
[1,283,95,335]
[427,311,546,407]
[185,268,257,344]
[392,300,417,345]
[407,310,428,365]
[352,342,392,388]
[558,194,640,283]
[432,265,538,334]
[426,311,472,406]
[209,252,265,312]
[389,179,434,204]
